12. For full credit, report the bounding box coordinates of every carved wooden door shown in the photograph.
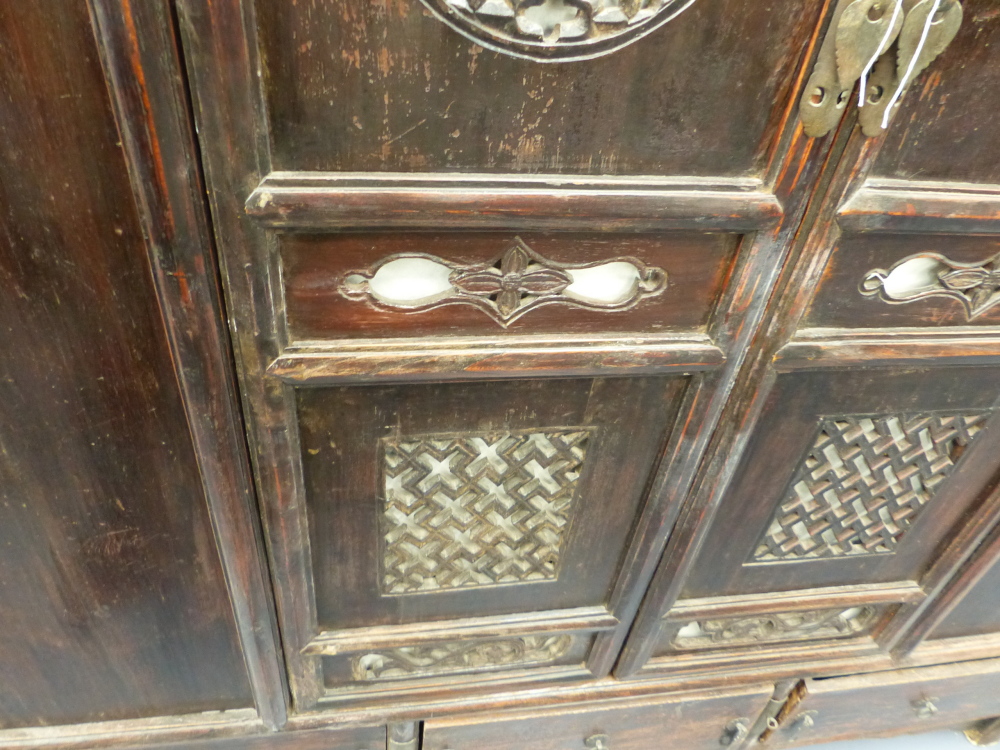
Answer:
[618,0,1000,681]
[177,0,849,714]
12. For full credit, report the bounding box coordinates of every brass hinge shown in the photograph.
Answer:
[800,0,963,138]
[754,679,809,745]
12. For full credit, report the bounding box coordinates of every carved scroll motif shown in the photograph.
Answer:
[353,635,574,680]
[754,413,988,562]
[342,237,667,326]
[671,606,880,650]
[860,251,1000,320]
[418,0,699,62]
[381,430,590,594]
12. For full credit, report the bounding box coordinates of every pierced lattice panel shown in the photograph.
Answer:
[380,430,590,594]
[753,413,989,561]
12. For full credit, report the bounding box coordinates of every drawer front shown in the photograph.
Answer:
[282,232,737,341]
[768,658,1000,747]
[423,686,772,750]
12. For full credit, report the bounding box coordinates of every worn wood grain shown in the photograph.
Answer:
[0,0,251,728]
[85,0,288,728]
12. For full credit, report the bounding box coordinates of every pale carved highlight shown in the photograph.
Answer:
[341,237,667,326]
[418,0,700,62]
[352,635,575,680]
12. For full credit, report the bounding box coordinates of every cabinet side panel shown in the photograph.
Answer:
[0,1,253,727]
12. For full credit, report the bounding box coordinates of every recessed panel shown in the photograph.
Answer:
[254,0,821,174]
[297,376,686,630]
[679,367,1000,599]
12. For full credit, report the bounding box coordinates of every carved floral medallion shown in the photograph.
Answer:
[418,0,700,62]
[341,237,667,326]
[860,251,1000,320]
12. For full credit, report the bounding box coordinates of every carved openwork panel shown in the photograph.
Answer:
[670,606,880,650]
[381,429,591,594]
[753,413,988,562]
[860,251,1000,320]
[352,635,574,680]
[342,237,667,327]
[418,0,698,61]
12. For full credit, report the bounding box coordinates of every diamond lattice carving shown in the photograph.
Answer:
[753,413,989,561]
[381,430,590,594]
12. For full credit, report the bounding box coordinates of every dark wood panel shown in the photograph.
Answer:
[804,234,1000,329]
[254,0,823,175]
[283,232,738,340]
[0,0,251,727]
[930,527,1000,640]
[872,0,1000,185]
[297,376,686,630]
[679,367,1000,599]
[86,0,288,726]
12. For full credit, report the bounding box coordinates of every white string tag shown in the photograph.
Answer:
[882,0,943,128]
[858,0,904,107]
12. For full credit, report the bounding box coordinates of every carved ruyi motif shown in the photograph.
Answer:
[381,430,590,594]
[342,237,666,326]
[353,635,574,680]
[860,251,1000,320]
[671,606,880,650]
[418,0,699,62]
[754,413,988,561]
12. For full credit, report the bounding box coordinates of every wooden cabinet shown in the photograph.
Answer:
[3,0,1000,748]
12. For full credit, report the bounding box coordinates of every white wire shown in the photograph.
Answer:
[882,0,942,128]
[858,0,904,107]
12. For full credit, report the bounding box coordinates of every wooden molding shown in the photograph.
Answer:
[303,607,618,656]
[268,335,725,385]
[775,329,1000,370]
[839,179,1000,235]
[246,172,783,232]
[664,582,925,621]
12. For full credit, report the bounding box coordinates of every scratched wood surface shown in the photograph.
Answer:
[254,0,822,175]
[0,0,252,728]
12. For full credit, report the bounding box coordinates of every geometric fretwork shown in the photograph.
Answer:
[753,413,988,561]
[381,430,590,594]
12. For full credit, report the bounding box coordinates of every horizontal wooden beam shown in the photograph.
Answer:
[838,178,1000,235]
[774,329,1000,370]
[303,606,617,656]
[268,335,725,384]
[664,582,925,621]
[246,172,783,232]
